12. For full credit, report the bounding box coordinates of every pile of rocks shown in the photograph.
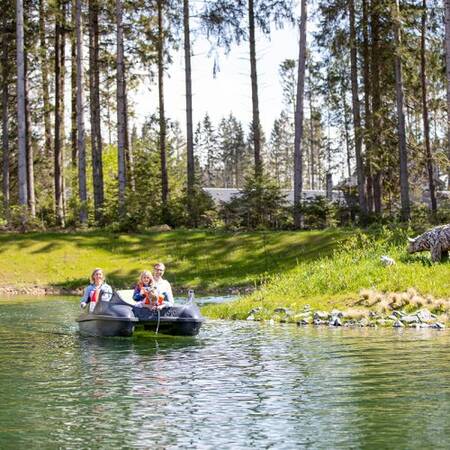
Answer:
[246,305,446,329]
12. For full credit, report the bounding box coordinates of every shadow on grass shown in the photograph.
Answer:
[1,229,351,291]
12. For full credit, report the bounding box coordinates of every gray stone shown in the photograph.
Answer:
[392,310,405,318]
[358,318,370,327]
[298,315,312,324]
[246,315,255,321]
[249,307,262,315]
[401,315,420,324]
[416,309,432,323]
[380,255,395,266]
[297,319,310,326]
[313,318,325,326]
[329,317,343,327]
[314,311,330,320]
[331,309,343,318]
[431,322,445,329]
[393,320,405,328]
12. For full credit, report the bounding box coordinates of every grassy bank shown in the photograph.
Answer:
[0,229,348,292]
[203,227,450,321]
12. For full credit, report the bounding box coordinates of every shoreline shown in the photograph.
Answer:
[0,284,249,298]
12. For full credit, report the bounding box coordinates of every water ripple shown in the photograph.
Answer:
[0,300,449,448]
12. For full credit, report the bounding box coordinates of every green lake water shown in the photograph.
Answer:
[0,297,449,449]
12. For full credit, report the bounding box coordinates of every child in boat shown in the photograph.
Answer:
[133,270,164,308]
[80,268,113,308]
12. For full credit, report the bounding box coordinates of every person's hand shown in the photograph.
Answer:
[157,304,167,310]
[80,301,87,309]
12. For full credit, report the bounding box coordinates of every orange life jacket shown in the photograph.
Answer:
[138,283,164,306]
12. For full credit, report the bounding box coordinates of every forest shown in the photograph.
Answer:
[2,0,450,231]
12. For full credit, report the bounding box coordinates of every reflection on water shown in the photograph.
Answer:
[0,297,449,448]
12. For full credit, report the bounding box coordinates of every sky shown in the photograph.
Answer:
[131,24,300,136]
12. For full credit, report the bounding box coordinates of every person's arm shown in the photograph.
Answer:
[132,286,144,301]
[164,280,174,305]
[80,285,92,308]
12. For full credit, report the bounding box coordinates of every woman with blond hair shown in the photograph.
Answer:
[80,268,113,309]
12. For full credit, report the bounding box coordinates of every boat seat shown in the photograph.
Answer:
[115,289,137,306]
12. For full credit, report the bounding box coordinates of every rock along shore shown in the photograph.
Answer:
[0,286,84,297]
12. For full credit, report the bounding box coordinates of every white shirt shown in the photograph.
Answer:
[154,278,174,305]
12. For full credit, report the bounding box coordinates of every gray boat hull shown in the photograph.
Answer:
[77,299,138,337]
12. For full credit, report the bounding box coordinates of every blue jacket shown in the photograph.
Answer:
[81,283,113,304]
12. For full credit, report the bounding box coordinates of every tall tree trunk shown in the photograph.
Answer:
[25,55,35,217]
[293,0,307,229]
[39,0,52,158]
[16,0,28,213]
[124,92,134,191]
[308,72,315,190]
[54,0,65,226]
[71,0,77,176]
[341,81,352,179]
[116,0,126,216]
[157,0,168,212]
[393,0,410,221]
[421,0,436,213]
[445,0,450,189]
[184,0,195,224]
[60,0,67,218]
[248,0,262,177]
[89,0,104,222]
[370,1,382,214]
[2,15,10,223]
[76,0,87,224]
[362,0,373,213]
[349,0,367,217]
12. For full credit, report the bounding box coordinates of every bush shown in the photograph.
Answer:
[298,196,339,229]
[220,175,290,230]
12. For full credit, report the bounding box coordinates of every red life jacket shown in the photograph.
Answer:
[90,288,99,303]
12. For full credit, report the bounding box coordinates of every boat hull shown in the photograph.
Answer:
[77,299,138,337]
[133,304,204,336]
[77,315,136,337]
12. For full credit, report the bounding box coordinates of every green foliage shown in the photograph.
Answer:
[167,186,219,229]
[299,196,339,229]
[220,175,290,230]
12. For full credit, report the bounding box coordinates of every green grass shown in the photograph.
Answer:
[3,227,449,322]
[0,229,348,292]
[203,227,450,319]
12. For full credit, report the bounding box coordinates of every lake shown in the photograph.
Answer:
[0,297,449,448]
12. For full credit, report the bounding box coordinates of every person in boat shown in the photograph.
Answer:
[152,262,174,306]
[133,271,158,307]
[80,268,113,308]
